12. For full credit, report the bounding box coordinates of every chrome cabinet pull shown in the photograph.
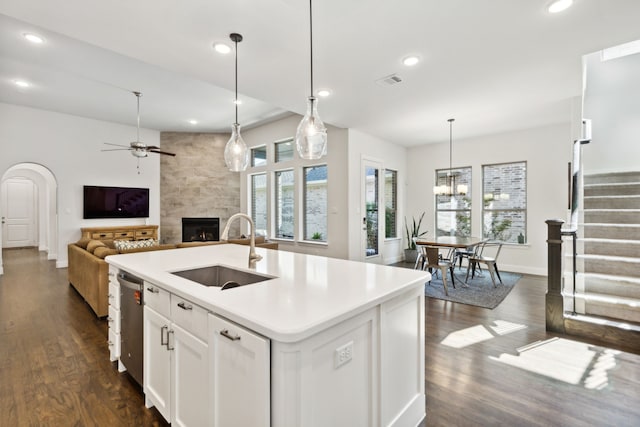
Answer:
[161,325,168,346]
[146,286,159,294]
[177,301,192,311]
[220,329,241,341]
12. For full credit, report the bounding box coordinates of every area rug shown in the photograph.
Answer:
[424,270,521,309]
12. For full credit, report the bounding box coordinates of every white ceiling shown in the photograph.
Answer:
[1,0,640,146]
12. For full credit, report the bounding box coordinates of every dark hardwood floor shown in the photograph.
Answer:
[1,249,639,426]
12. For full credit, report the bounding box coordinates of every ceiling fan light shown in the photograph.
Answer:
[224,123,249,172]
[295,96,327,159]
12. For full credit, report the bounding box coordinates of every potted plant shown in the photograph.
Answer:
[404,212,428,263]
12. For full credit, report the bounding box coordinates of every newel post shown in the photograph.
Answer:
[546,219,565,333]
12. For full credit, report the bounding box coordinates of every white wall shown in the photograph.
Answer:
[406,124,572,275]
[583,51,640,174]
[0,102,160,269]
[240,114,350,259]
[347,129,408,263]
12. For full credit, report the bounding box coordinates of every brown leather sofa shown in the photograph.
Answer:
[68,236,278,317]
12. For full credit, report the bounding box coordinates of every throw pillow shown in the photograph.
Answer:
[114,238,158,252]
[76,238,92,249]
[86,240,107,254]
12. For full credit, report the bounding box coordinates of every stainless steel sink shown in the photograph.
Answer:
[171,265,273,290]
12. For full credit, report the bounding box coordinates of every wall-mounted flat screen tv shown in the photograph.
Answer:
[83,185,150,219]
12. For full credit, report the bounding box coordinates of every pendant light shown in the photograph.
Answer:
[433,118,468,196]
[295,0,327,160]
[224,33,249,172]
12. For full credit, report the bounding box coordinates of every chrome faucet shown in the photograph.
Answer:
[220,213,263,267]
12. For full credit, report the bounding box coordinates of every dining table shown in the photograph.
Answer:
[415,236,487,287]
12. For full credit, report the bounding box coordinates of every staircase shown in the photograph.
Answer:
[565,171,640,352]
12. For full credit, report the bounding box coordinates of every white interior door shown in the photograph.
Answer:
[361,160,383,262]
[1,178,37,248]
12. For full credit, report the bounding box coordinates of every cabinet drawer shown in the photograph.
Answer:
[114,231,135,239]
[108,305,121,334]
[135,229,155,239]
[92,232,114,239]
[108,282,120,310]
[144,283,170,318]
[108,328,120,361]
[171,295,207,341]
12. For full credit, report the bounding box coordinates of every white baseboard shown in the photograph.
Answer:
[56,260,68,269]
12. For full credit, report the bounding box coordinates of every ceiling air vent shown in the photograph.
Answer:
[376,73,403,86]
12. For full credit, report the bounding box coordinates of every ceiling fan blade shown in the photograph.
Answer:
[104,142,130,148]
[145,145,161,150]
[101,148,132,152]
[149,149,176,157]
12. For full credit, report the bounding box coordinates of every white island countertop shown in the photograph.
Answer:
[106,244,430,343]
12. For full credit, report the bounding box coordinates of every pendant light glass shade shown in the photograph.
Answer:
[296,0,327,160]
[224,33,249,172]
[295,96,327,159]
[224,123,249,171]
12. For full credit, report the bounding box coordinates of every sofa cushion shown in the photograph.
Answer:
[93,246,119,259]
[114,238,158,252]
[76,238,92,249]
[86,240,107,254]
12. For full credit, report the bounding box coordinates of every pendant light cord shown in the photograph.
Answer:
[135,91,141,142]
[234,38,238,124]
[449,118,454,174]
[309,0,314,97]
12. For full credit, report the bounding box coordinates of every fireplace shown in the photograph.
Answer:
[182,217,220,242]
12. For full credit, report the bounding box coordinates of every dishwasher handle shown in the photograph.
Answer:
[118,273,144,291]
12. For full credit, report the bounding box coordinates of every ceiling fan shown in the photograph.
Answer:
[102,91,176,158]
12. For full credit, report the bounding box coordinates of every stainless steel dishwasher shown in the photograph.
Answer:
[118,271,144,386]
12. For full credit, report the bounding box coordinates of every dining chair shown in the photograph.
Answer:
[465,241,503,287]
[422,245,456,295]
[454,246,475,270]
[413,237,426,270]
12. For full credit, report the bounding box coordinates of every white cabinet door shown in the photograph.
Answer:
[172,324,209,427]
[209,314,270,427]
[143,306,171,422]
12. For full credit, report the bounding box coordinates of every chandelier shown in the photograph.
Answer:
[433,118,468,196]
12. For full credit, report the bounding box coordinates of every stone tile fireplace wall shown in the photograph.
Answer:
[160,132,240,243]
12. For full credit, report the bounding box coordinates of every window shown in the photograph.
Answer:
[250,173,267,235]
[274,169,294,239]
[250,146,267,167]
[303,165,327,242]
[384,169,398,238]
[275,138,294,163]
[482,162,527,244]
[435,167,472,237]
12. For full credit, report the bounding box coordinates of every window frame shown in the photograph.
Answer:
[434,166,472,237]
[249,172,268,236]
[384,168,398,239]
[274,138,295,163]
[481,161,527,244]
[302,164,328,243]
[250,145,267,167]
[273,168,295,240]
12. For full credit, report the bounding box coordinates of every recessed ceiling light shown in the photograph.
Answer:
[317,89,331,97]
[23,33,44,44]
[548,0,573,13]
[402,56,420,67]
[213,42,231,54]
[188,119,198,125]
[14,80,31,88]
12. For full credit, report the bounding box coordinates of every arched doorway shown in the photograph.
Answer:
[0,163,58,275]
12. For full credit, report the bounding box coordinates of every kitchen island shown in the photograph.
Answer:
[106,243,430,426]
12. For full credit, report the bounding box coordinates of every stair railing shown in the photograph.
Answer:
[546,120,591,331]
